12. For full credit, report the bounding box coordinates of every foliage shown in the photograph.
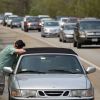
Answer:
[0,0,100,18]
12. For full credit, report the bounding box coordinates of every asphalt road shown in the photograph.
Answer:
[0,25,100,100]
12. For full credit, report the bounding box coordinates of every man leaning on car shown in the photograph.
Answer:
[0,40,26,95]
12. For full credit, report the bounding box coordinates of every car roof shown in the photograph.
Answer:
[79,19,100,22]
[9,15,18,17]
[41,18,53,21]
[22,47,78,55]
[44,20,58,23]
[64,23,76,26]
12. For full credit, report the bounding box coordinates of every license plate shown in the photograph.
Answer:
[92,38,98,42]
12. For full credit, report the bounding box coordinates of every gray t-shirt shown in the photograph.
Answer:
[0,45,17,70]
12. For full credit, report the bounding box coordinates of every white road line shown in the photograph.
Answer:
[15,30,100,71]
[79,57,100,70]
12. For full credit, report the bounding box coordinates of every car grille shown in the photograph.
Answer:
[38,90,69,96]
[87,32,100,37]
[44,91,63,96]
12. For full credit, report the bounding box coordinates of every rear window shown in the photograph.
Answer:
[44,22,59,26]
[80,21,100,30]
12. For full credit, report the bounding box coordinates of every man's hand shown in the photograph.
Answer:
[16,49,26,54]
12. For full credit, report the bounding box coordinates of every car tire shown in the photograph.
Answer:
[59,37,62,42]
[8,91,11,100]
[73,41,77,47]
[41,34,45,37]
[11,25,13,29]
[38,29,41,32]
[62,39,66,43]
[24,28,28,32]
[21,27,23,30]
[77,42,81,48]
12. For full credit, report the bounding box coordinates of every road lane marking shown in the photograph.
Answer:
[79,57,100,70]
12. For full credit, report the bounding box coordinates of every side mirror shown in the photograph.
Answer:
[86,66,96,74]
[60,27,63,31]
[3,67,13,74]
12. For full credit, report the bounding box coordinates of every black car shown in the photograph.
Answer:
[73,19,100,48]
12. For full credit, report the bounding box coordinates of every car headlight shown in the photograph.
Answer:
[11,89,37,98]
[80,31,86,38]
[70,88,94,97]
[44,28,50,32]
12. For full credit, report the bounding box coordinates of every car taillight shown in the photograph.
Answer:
[27,22,31,26]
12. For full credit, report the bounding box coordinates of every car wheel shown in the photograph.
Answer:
[77,42,81,48]
[59,37,62,42]
[24,28,28,32]
[21,27,23,30]
[73,40,77,47]
[38,29,41,32]
[8,91,11,100]
[41,34,45,37]
[62,39,66,43]
[11,25,13,29]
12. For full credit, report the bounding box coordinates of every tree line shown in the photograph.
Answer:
[0,0,100,18]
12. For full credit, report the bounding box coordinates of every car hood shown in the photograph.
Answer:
[15,74,89,89]
[64,30,74,34]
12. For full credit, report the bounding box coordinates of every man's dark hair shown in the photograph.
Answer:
[15,40,25,49]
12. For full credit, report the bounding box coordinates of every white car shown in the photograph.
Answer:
[59,17,77,27]
[59,17,69,27]
[3,12,13,26]
[6,15,18,26]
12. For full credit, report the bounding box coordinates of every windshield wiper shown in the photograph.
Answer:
[18,70,46,74]
[48,69,77,74]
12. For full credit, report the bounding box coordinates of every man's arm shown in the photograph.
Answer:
[15,48,26,54]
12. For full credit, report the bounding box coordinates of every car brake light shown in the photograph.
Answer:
[27,22,31,26]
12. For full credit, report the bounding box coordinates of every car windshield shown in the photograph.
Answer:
[9,17,17,20]
[62,19,68,22]
[27,17,39,22]
[13,17,23,22]
[64,24,76,30]
[17,54,84,74]
[68,18,77,23]
[80,21,100,30]
[44,22,59,26]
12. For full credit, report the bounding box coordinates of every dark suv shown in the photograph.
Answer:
[73,19,100,48]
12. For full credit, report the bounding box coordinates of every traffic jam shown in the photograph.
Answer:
[0,11,100,100]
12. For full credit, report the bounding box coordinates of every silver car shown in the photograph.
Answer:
[59,23,76,42]
[3,47,96,100]
[41,20,60,37]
